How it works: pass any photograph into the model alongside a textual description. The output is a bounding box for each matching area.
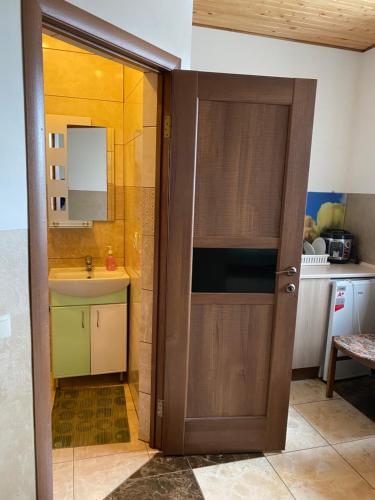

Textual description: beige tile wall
[345,193,375,265]
[124,68,158,441]
[43,34,126,269]
[0,230,36,497]
[124,67,143,413]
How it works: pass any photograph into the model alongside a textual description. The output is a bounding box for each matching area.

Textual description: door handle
[286,283,296,293]
[276,266,297,276]
[97,310,100,328]
[81,310,85,329]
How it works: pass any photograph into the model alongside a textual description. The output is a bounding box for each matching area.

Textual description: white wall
[0,1,36,498]
[191,26,361,193]
[348,47,375,193]
[68,0,193,68]
[0,1,29,230]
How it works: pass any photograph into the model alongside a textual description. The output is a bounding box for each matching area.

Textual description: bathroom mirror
[45,115,115,227]
[67,126,112,221]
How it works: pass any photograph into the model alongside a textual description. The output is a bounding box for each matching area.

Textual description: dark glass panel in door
[192,248,277,293]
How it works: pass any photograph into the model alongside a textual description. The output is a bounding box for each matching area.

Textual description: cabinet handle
[97,310,99,328]
[81,311,85,329]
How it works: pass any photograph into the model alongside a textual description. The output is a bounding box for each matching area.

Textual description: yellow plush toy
[304,202,345,242]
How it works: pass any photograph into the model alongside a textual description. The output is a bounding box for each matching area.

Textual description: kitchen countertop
[300,262,375,279]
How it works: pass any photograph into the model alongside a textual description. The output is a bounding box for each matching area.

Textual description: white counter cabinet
[293,278,331,370]
[293,262,375,371]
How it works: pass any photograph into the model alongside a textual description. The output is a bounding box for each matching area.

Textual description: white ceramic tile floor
[52,378,375,499]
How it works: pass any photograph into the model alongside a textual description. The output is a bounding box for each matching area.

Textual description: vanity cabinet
[292,278,331,370]
[51,306,91,378]
[50,289,127,379]
[91,304,126,375]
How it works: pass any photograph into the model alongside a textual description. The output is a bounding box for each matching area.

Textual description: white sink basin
[48,267,130,297]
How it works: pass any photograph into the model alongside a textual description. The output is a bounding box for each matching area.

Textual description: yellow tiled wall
[124,67,143,414]
[43,34,125,269]
[124,67,158,441]
[44,35,158,443]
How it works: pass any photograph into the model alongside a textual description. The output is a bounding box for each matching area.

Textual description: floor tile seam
[190,469,206,500]
[330,434,375,445]
[186,456,196,470]
[188,460,218,470]
[266,442,332,456]
[72,455,152,499]
[321,432,375,447]
[127,466,196,482]
[72,448,149,464]
[188,454,265,470]
[289,404,330,445]
[291,395,341,407]
[329,443,375,490]
[293,399,375,445]
[291,399,340,405]
[264,454,297,500]
[291,404,334,443]
[72,446,148,462]
[187,456,220,470]
[266,443,375,498]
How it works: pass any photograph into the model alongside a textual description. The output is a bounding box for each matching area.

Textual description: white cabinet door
[91,304,127,374]
[293,279,331,369]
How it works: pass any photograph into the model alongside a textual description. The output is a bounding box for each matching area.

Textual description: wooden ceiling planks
[193,0,375,51]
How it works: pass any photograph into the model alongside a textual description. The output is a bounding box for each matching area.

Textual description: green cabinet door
[51,306,90,378]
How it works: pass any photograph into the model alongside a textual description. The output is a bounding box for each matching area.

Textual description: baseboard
[292,367,320,381]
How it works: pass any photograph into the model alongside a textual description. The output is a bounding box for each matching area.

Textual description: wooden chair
[326,334,375,398]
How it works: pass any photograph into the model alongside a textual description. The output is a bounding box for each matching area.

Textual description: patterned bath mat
[52,386,130,449]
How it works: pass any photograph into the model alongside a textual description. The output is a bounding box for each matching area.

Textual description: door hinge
[157,399,164,418]
[163,115,171,139]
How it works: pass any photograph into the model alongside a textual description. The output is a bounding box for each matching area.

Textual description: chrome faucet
[85,255,93,273]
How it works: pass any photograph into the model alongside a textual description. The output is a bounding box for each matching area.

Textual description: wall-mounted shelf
[49,220,93,229]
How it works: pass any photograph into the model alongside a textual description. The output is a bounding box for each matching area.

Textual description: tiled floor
[53,381,152,500]
[53,378,375,499]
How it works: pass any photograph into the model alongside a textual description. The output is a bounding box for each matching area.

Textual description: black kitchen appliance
[321,229,354,263]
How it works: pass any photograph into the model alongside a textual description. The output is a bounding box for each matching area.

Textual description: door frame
[21,0,179,497]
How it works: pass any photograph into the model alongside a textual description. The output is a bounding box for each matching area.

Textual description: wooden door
[90,304,127,374]
[161,71,316,454]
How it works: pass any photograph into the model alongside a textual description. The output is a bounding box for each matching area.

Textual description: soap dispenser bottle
[106,246,117,271]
